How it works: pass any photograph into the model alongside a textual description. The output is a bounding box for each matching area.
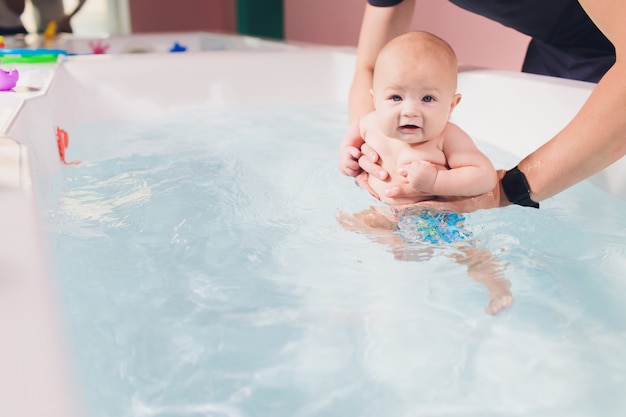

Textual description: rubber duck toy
[0,60,19,91]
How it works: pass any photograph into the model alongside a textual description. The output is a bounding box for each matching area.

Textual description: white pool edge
[0,165,84,416]
[0,55,85,416]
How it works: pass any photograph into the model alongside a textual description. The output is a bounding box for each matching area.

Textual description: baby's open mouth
[400,124,419,129]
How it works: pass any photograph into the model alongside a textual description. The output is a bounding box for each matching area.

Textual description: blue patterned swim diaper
[396,207,471,244]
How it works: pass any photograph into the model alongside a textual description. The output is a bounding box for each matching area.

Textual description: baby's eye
[422,95,435,103]
[390,95,402,102]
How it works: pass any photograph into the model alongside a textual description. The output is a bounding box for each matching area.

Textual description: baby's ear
[449,93,462,113]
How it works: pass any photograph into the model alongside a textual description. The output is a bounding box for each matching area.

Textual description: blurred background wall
[284,1,529,71]
[128,0,236,34]
[47,0,530,71]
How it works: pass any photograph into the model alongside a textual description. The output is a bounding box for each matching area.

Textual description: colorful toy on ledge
[0,41,19,91]
[169,42,187,53]
[43,20,58,47]
[0,38,67,64]
[0,65,19,91]
[88,40,110,54]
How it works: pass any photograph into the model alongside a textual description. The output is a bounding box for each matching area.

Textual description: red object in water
[56,126,80,165]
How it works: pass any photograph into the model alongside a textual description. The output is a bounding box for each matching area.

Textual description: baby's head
[371,31,461,143]
[373,31,459,95]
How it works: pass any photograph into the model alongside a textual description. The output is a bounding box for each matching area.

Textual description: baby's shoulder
[442,121,474,143]
[443,121,470,136]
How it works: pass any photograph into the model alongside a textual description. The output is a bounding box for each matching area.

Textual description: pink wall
[129,0,236,33]
[126,0,529,71]
[284,0,530,71]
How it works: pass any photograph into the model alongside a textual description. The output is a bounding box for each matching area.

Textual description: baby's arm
[407,123,497,197]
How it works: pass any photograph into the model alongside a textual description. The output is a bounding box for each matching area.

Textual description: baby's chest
[394,145,447,168]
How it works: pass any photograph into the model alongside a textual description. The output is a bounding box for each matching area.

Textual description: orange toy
[56,126,80,165]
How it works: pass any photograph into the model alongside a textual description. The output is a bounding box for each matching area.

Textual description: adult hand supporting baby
[358,142,389,181]
[357,142,510,212]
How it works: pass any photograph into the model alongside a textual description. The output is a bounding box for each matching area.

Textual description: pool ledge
[0,137,31,190]
[0,187,83,416]
[0,61,83,417]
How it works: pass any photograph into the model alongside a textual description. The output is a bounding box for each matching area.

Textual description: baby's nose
[401,101,419,117]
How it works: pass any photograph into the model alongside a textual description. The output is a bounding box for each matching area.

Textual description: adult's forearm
[348,71,375,122]
[348,1,416,121]
[520,0,626,201]
[519,60,626,201]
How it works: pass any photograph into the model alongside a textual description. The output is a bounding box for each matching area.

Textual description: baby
[338,31,512,314]
[340,30,496,207]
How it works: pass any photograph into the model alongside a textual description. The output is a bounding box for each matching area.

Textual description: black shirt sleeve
[450,0,614,82]
[367,0,404,6]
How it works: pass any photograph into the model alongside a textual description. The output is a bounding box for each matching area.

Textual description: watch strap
[501,166,540,208]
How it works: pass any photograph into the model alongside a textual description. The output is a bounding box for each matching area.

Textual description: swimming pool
[2,37,625,416]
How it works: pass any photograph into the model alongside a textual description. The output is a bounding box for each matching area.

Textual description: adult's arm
[348,0,416,122]
[516,0,626,202]
[340,0,415,181]
[389,0,626,210]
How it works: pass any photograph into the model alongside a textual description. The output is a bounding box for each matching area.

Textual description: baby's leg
[336,206,406,247]
[452,247,513,315]
[336,206,397,232]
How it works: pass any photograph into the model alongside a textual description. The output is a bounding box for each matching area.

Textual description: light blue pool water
[45,103,626,417]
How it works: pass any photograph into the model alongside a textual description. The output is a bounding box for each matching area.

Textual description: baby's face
[371,53,459,144]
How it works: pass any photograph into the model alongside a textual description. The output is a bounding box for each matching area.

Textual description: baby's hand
[339,144,362,176]
[405,161,438,193]
[339,119,365,177]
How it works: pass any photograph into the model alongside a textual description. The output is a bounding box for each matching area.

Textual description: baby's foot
[485,293,514,315]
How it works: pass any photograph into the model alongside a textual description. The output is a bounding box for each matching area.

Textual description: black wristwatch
[501,166,540,208]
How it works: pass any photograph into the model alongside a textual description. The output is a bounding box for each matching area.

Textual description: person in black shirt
[369,0,613,83]
[340,0,625,212]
